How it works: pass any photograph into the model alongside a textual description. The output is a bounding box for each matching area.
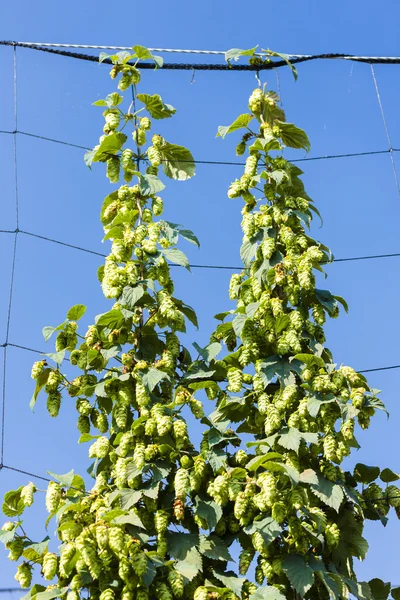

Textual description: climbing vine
[1,45,400,600]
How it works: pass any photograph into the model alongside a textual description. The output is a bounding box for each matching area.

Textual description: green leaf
[23,538,50,562]
[103,225,124,241]
[199,534,232,562]
[212,569,246,596]
[160,142,196,181]
[21,586,46,600]
[244,516,282,545]
[139,173,165,195]
[278,427,318,453]
[282,555,314,597]
[121,285,145,309]
[294,353,325,369]
[2,488,25,517]
[93,132,127,162]
[258,357,303,387]
[334,295,349,313]
[44,350,65,366]
[0,525,17,544]
[67,304,86,320]
[380,468,400,483]
[233,314,248,337]
[354,463,380,484]
[173,299,199,328]
[42,321,66,342]
[47,469,75,487]
[137,93,176,119]
[311,475,344,511]
[299,469,319,485]
[266,49,298,80]
[175,552,203,581]
[192,342,222,363]
[132,45,155,60]
[30,367,51,411]
[167,533,200,561]
[240,237,259,266]
[179,228,200,247]
[31,588,68,600]
[114,511,144,528]
[96,309,125,329]
[217,114,254,139]
[275,121,310,152]
[162,247,190,270]
[207,448,228,473]
[307,395,336,418]
[84,148,96,167]
[195,496,223,530]
[225,46,258,63]
[391,587,400,600]
[140,367,170,392]
[315,289,339,316]
[246,302,260,319]
[368,579,390,600]
[247,453,284,472]
[249,588,286,600]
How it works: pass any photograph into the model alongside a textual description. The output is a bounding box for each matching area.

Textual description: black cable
[1,128,399,166]
[0,463,51,482]
[0,339,398,376]
[2,227,400,270]
[4,41,400,69]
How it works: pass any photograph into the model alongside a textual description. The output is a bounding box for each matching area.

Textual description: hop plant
[3,47,399,600]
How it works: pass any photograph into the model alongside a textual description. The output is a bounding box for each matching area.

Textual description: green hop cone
[194,587,209,600]
[132,551,148,577]
[31,360,45,379]
[46,481,61,514]
[133,128,147,146]
[43,551,58,580]
[227,367,243,392]
[89,436,110,459]
[168,569,185,598]
[20,482,36,507]
[147,146,162,167]
[239,547,255,575]
[155,510,169,535]
[7,537,24,561]
[106,156,120,183]
[47,391,61,417]
[77,415,91,433]
[100,590,115,600]
[156,583,173,600]
[174,468,190,499]
[325,522,340,548]
[15,562,32,588]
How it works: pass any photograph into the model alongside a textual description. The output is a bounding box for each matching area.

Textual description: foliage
[1,45,400,600]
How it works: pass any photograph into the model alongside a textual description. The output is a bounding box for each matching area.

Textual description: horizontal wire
[1,228,400,270]
[0,339,399,375]
[0,463,50,482]
[4,41,400,71]
[1,461,400,507]
[0,129,398,167]
[17,42,228,54]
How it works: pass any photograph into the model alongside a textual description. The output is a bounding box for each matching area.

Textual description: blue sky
[2,0,400,590]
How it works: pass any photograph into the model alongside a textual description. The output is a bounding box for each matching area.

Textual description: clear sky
[1,0,400,590]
